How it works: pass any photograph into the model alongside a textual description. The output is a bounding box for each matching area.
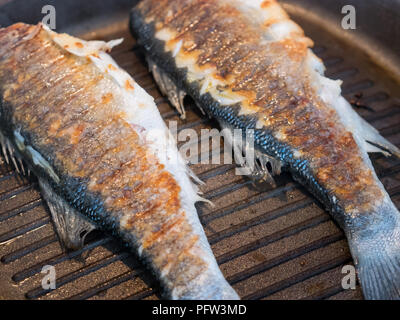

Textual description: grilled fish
[130,0,400,299]
[0,22,240,300]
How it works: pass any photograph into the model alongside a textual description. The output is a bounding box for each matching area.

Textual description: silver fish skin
[130,0,400,299]
[0,22,239,300]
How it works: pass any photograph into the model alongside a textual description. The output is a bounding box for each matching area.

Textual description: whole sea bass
[0,22,239,300]
[130,0,400,299]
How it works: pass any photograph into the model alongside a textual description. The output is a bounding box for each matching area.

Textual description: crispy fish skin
[131,0,400,299]
[0,23,239,300]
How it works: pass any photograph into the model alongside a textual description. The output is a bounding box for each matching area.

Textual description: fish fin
[184,164,215,207]
[349,105,400,158]
[220,124,282,187]
[357,250,400,300]
[194,101,208,118]
[347,199,400,299]
[148,58,187,119]
[312,74,400,159]
[362,131,400,159]
[0,130,28,175]
[364,141,391,157]
[196,195,215,208]
[345,101,400,159]
[39,179,97,251]
[251,149,282,188]
[186,166,205,185]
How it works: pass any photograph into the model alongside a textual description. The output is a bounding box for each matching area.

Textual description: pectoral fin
[148,58,187,119]
[221,124,282,188]
[39,179,97,251]
[0,130,29,176]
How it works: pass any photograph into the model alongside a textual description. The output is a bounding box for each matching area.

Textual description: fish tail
[346,198,400,299]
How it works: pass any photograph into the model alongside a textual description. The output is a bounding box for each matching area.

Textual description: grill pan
[0,0,399,300]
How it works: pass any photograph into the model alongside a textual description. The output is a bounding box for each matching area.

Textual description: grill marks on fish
[0,24,212,294]
[133,0,383,216]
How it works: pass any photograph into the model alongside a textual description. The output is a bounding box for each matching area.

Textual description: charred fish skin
[0,23,239,300]
[130,0,400,299]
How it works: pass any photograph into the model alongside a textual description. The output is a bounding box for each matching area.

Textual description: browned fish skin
[0,23,239,299]
[131,0,400,299]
